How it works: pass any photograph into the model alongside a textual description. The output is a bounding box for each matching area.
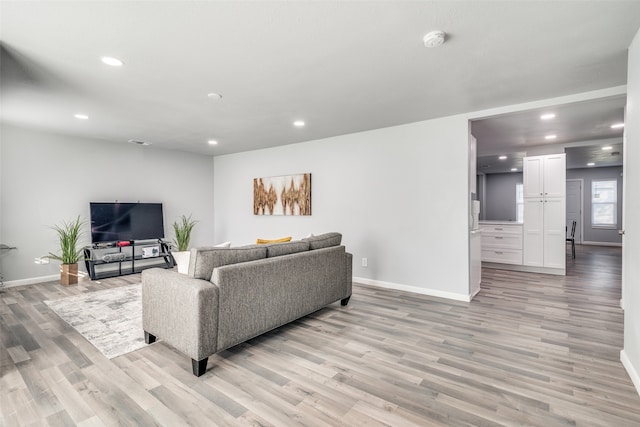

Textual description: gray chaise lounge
[141,232,352,376]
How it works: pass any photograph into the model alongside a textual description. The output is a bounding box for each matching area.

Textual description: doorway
[566,179,583,244]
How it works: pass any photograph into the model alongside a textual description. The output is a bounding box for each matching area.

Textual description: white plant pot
[172,251,190,274]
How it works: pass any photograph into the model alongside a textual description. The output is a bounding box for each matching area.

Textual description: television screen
[90,202,165,243]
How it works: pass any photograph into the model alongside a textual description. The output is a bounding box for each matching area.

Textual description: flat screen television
[90,202,165,243]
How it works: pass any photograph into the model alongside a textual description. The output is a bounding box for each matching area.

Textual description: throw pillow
[256,236,292,244]
[215,241,231,248]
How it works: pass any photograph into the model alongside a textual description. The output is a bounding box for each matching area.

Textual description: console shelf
[84,240,174,280]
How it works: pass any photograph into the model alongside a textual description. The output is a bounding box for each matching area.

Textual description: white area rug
[45,284,148,359]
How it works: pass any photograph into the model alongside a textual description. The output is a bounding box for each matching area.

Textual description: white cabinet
[523,198,544,266]
[523,154,566,198]
[523,154,566,272]
[480,222,523,265]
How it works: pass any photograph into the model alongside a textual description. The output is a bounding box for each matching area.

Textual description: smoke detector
[423,30,446,48]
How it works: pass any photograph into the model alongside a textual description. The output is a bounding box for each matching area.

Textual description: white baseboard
[482,262,565,276]
[621,349,640,397]
[582,241,622,247]
[2,274,60,288]
[353,276,471,302]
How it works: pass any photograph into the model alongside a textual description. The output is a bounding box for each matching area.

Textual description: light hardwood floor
[1,245,639,426]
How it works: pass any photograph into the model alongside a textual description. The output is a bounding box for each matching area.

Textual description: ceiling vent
[128,139,152,146]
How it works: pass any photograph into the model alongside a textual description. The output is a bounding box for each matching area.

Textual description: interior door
[566,179,582,243]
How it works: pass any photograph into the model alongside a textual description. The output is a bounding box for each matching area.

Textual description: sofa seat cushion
[302,232,342,249]
[188,246,267,281]
[265,240,310,258]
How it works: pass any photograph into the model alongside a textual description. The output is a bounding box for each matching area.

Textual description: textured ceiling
[473,95,625,173]
[1,1,639,156]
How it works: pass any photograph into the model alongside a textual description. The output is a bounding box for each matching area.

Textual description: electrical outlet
[34,257,50,265]
[361,257,368,267]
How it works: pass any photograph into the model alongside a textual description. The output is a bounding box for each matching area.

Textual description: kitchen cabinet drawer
[482,248,523,265]
[480,224,522,235]
[482,233,522,250]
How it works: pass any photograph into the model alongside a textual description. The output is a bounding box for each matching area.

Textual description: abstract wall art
[253,173,311,216]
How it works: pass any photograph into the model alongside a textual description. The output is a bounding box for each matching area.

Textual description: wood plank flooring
[1,245,639,426]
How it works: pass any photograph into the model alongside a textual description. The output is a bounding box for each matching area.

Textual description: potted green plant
[172,214,198,274]
[48,216,85,286]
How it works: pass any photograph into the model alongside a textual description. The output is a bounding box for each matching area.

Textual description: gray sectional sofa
[141,232,352,376]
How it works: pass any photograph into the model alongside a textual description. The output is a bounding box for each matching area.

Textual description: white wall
[622,27,640,396]
[0,124,215,285]
[214,115,472,300]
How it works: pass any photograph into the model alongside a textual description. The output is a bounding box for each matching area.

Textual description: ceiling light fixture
[498,155,507,160]
[208,140,218,145]
[293,120,305,127]
[511,168,518,172]
[207,93,223,100]
[423,30,446,48]
[540,113,556,120]
[101,56,123,67]
[545,134,557,140]
[611,123,625,129]
[602,146,613,151]
[74,113,89,119]
[587,162,595,166]
[128,139,151,146]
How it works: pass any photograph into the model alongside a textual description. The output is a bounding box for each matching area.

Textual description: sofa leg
[341,296,351,306]
[192,358,208,377]
[144,331,156,344]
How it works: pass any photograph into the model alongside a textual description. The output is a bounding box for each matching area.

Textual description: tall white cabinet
[523,154,566,273]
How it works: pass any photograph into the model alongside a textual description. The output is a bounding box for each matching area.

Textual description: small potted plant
[48,216,85,286]
[172,214,198,274]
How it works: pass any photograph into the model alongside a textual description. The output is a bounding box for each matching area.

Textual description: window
[516,183,524,222]
[591,180,617,227]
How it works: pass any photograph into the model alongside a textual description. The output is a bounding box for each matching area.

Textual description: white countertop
[479,220,523,226]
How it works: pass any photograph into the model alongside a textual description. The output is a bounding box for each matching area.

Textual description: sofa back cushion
[302,232,342,250]
[265,240,310,258]
[188,246,267,281]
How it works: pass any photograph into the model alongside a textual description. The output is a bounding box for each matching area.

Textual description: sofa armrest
[141,268,219,361]
[345,252,353,297]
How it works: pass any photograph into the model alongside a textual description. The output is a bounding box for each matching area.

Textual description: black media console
[84,239,174,280]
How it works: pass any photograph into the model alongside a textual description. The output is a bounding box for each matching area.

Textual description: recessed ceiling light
[602,146,613,151]
[511,168,518,172]
[74,113,89,120]
[587,162,595,166]
[101,56,123,67]
[207,93,223,100]
[208,140,218,145]
[611,123,625,129]
[498,155,507,160]
[293,120,305,127]
[540,113,555,120]
[545,134,557,140]
[128,139,151,146]
[423,30,446,48]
